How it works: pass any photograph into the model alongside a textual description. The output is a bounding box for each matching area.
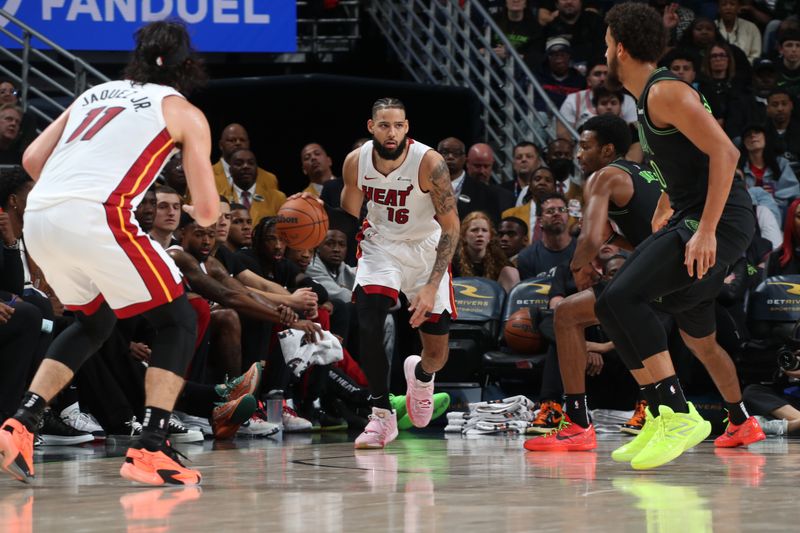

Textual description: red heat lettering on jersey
[362,184,413,207]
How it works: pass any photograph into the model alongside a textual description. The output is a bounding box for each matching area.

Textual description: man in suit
[213,123,279,197]
[221,149,286,225]
[437,137,500,224]
[500,141,542,205]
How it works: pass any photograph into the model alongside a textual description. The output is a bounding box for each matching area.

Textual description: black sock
[414,362,434,383]
[138,406,171,451]
[564,394,590,428]
[639,384,659,414]
[12,392,47,433]
[368,395,392,411]
[725,400,749,425]
[654,375,688,414]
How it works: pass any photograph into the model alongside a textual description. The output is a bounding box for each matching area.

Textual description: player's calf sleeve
[45,303,117,373]
[354,286,394,404]
[142,295,197,377]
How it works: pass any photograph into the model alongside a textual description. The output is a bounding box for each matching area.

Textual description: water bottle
[267,399,284,430]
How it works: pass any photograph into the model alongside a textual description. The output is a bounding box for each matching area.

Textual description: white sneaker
[60,402,106,440]
[282,405,312,432]
[168,413,204,443]
[238,411,281,437]
[175,412,213,437]
[754,415,789,436]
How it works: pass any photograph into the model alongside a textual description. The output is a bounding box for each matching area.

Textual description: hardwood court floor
[1,432,799,532]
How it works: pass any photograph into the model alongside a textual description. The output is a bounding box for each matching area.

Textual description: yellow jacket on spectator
[213,161,285,225]
[212,160,279,193]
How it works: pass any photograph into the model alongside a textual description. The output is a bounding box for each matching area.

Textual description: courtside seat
[742,275,800,382]
[437,277,505,382]
[482,276,553,381]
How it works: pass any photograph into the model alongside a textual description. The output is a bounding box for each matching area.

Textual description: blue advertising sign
[0,0,296,52]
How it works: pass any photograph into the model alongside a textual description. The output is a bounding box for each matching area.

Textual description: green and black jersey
[636,68,752,219]
[605,159,662,247]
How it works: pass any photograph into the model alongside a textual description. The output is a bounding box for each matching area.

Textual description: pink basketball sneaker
[404,355,435,428]
[354,408,398,449]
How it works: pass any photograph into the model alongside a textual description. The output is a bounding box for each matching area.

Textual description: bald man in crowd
[213,123,279,196]
[439,137,501,224]
[466,143,515,214]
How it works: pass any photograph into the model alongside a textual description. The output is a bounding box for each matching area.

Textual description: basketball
[504,308,544,354]
[276,197,329,249]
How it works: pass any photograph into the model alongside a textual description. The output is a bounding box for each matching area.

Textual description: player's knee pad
[46,303,117,372]
[142,295,197,376]
[419,310,451,336]
[354,286,393,334]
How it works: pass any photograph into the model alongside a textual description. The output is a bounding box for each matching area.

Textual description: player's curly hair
[580,114,632,158]
[124,20,207,96]
[0,166,32,210]
[456,211,511,281]
[606,3,666,63]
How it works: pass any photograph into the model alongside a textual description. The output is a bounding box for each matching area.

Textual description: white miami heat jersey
[27,80,182,212]
[357,139,440,241]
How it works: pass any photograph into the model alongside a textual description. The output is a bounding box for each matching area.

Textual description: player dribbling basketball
[341,98,460,449]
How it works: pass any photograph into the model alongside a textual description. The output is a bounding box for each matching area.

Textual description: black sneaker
[317,410,347,432]
[38,409,94,446]
[168,414,204,443]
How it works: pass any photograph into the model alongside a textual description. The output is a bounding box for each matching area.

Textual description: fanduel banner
[0,0,296,52]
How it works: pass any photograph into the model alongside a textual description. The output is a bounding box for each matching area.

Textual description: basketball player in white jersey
[0,21,218,486]
[342,98,460,449]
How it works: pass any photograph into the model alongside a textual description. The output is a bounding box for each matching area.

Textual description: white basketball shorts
[354,224,456,321]
[24,199,184,318]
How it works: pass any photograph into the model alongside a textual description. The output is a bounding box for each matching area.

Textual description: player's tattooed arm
[425,155,460,288]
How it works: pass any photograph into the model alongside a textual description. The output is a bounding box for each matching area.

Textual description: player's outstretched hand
[286,192,324,205]
[409,284,436,328]
[293,319,323,344]
[571,263,599,291]
[684,230,716,279]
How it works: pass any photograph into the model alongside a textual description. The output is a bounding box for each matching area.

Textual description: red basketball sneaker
[714,416,766,448]
[120,443,201,486]
[523,417,597,452]
[0,419,35,483]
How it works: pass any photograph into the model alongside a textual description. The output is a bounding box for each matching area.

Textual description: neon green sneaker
[630,402,711,470]
[611,406,658,463]
[396,393,450,430]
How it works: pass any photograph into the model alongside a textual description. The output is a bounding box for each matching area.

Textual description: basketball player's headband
[155,42,191,68]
